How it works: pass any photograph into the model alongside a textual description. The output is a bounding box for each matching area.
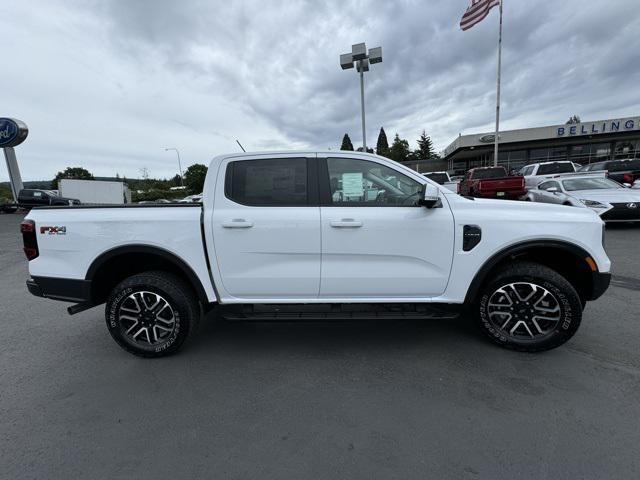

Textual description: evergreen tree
[388,133,411,163]
[340,134,354,151]
[376,127,390,157]
[415,130,437,161]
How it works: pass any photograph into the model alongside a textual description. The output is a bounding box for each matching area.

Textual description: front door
[318,155,455,299]
[211,154,321,300]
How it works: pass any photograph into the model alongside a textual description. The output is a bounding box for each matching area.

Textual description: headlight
[579,199,607,208]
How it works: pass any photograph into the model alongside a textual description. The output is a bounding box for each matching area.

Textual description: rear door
[318,155,454,299]
[211,154,321,300]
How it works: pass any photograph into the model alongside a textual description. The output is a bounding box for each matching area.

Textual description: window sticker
[342,172,364,198]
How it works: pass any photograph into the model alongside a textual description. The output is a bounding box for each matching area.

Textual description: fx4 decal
[40,226,67,235]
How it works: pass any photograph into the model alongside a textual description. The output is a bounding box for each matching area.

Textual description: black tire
[105,271,200,358]
[476,261,582,352]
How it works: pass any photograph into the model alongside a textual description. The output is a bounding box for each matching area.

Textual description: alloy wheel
[117,291,176,346]
[486,282,561,339]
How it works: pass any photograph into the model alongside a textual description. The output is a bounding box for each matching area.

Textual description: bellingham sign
[557,118,639,137]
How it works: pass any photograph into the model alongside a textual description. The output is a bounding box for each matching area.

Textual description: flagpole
[493,0,503,167]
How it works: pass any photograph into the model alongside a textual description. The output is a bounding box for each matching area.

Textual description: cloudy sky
[2,0,640,181]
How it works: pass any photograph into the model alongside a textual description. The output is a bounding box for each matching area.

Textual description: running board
[219,303,461,321]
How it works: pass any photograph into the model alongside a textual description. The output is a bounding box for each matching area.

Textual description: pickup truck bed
[26,203,215,304]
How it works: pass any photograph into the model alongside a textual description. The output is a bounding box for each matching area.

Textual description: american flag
[460,0,500,31]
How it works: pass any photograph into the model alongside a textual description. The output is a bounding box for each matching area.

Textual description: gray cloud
[2,0,640,181]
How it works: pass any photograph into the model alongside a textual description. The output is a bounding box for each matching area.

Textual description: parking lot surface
[1,212,639,479]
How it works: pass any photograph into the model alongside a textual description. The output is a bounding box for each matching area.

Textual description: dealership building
[443,116,640,174]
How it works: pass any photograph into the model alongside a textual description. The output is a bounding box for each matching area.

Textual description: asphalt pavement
[1,212,639,479]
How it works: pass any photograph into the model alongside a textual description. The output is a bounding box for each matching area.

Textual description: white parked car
[519,161,577,190]
[525,174,640,222]
[22,151,610,357]
[422,171,459,192]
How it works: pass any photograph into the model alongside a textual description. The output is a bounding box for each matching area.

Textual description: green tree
[340,134,354,151]
[388,133,411,163]
[169,174,182,187]
[376,127,390,157]
[51,167,94,189]
[0,184,13,202]
[414,130,438,161]
[184,164,208,194]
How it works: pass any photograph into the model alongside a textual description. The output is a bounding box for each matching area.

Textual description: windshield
[537,162,574,175]
[472,167,507,179]
[606,160,640,172]
[562,178,622,191]
[424,173,449,184]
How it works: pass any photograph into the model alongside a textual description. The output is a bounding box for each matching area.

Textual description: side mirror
[418,183,441,208]
[547,187,559,193]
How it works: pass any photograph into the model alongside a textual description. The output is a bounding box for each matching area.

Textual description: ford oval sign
[0,118,28,148]
[478,134,499,143]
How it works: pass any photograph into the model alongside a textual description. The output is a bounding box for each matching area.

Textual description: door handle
[222,219,254,228]
[330,219,363,228]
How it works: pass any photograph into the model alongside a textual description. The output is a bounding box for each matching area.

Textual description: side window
[325,157,422,206]
[539,181,560,191]
[522,166,533,176]
[226,157,308,206]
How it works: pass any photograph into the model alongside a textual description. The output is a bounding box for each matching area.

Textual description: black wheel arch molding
[85,244,210,306]
[27,244,212,310]
[464,239,610,305]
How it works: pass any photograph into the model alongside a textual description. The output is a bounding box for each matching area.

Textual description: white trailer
[59,179,131,204]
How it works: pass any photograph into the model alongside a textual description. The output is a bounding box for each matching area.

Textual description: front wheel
[105,271,200,357]
[476,262,582,352]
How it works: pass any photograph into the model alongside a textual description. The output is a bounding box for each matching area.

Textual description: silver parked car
[525,174,640,223]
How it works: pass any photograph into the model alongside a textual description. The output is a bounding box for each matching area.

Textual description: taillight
[21,219,39,260]
[623,173,634,184]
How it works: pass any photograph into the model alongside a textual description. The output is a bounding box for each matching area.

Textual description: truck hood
[450,194,602,222]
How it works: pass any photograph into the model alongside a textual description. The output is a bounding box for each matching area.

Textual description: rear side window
[424,173,448,184]
[226,158,308,206]
[537,162,574,175]
[539,181,560,191]
[472,167,507,179]
[607,160,640,172]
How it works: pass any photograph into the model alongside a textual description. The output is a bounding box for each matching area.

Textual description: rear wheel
[105,271,200,357]
[476,262,582,352]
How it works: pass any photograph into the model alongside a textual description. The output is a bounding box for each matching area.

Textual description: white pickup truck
[519,161,578,190]
[22,151,611,357]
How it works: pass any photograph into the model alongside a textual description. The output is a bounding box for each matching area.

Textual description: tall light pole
[164,148,184,186]
[340,43,382,151]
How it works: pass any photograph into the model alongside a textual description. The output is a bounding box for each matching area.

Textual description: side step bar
[219,303,461,321]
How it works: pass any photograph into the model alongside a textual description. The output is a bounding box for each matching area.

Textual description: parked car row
[422,158,640,223]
